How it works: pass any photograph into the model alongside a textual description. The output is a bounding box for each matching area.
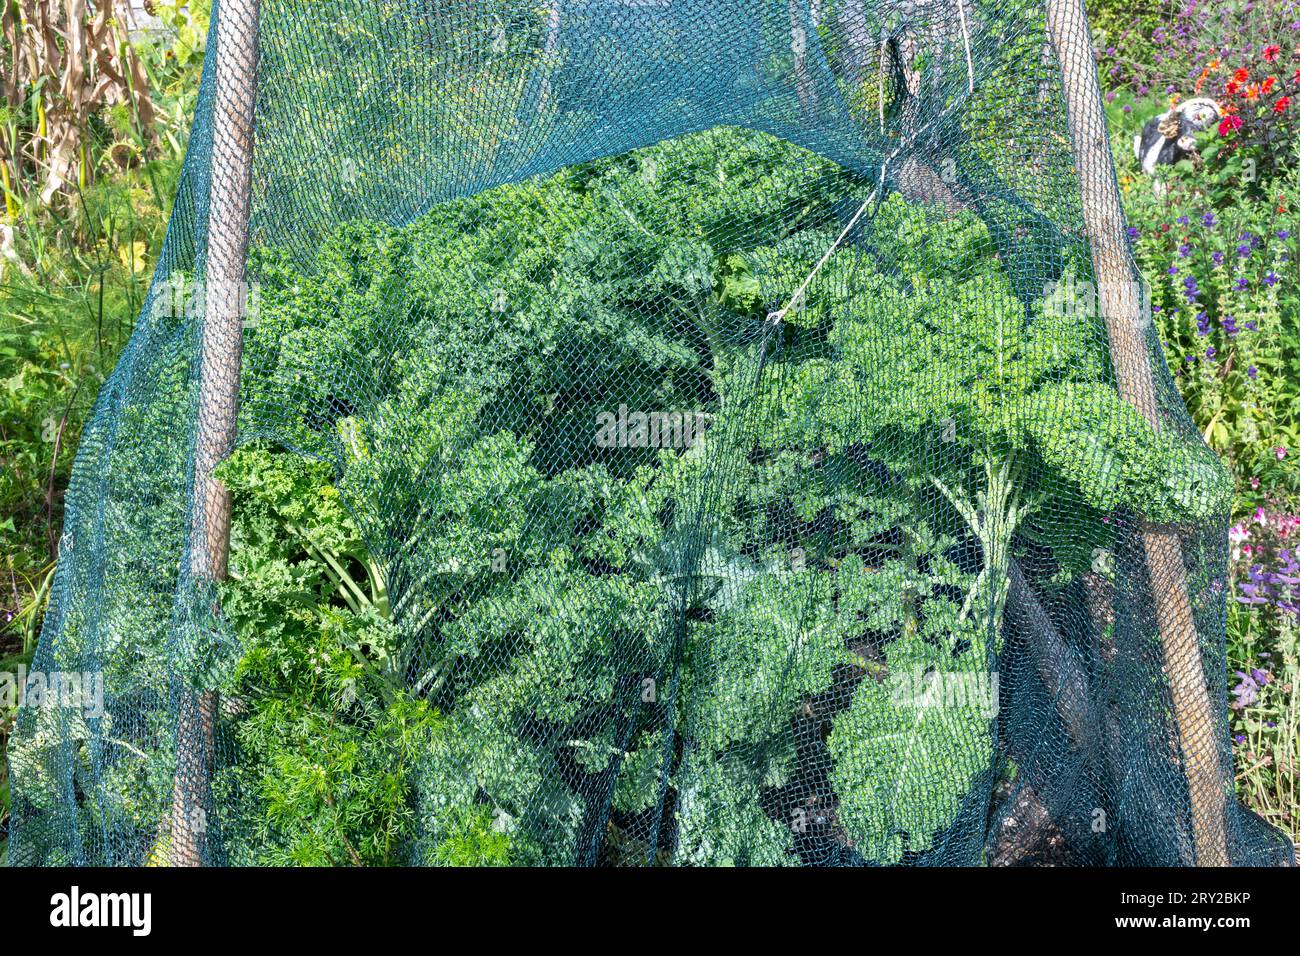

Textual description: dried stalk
[0,0,158,206]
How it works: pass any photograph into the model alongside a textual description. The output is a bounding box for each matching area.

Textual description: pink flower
[1250,477,1261,489]
[1230,524,1251,560]
[1277,446,1289,460]
[1219,114,1244,135]
[1254,507,1268,525]
[1264,45,1281,62]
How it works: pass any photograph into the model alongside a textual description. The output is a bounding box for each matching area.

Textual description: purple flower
[1234,734,1247,744]
[1236,277,1250,290]
[1206,346,1217,358]
[1248,365,1258,378]
[1212,251,1225,265]
[1177,216,1190,226]
[1277,229,1290,239]
[1232,671,1261,706]
[1168,265,1180,275]
[1237,244,1252,258]
[1222,316,1238,335]
[1245,319,1258,331]
[1238,585,1269,606]
[1126,226,1140,239]
[1264,271,1279,286]
[1203,212,1217,227]
[1179,244,1192,257]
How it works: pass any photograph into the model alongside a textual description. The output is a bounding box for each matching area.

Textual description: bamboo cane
[168,0,260,867]
[1044,0,1229,865]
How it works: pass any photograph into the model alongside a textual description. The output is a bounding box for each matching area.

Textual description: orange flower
[1234,67,1250,83]
[1245,84,1261,100]
[1263,76,1277,93]
[1196,60,1221,94]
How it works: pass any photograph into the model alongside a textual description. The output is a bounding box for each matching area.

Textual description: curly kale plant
[21,125,1228,865]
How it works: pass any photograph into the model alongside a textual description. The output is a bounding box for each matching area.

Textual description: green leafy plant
[11,123,1247,865]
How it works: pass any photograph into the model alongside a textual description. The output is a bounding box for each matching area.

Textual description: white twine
[878,39,888,134]
[766,89,972,328]
[956,0,975,94]
[767,147,898,326]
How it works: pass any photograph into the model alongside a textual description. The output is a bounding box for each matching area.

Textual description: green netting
[7,0,1296,866]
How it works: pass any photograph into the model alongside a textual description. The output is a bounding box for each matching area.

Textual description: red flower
[1219,114,1244,135]
[1234,67,1250,83]
[1264,45,1281,62]
[1262,76,1277,94]
[1276,96,1292,114]
[1226,81,1240,95]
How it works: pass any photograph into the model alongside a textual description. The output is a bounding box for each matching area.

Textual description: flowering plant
[1122,188,1300,502]
[1195,41,1300,186]
[1225,497,1299,821]
[1097,0,1300,98]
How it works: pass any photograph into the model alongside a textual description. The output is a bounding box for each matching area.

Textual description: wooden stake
[1045,0,1228,865]
[169,0,260,867]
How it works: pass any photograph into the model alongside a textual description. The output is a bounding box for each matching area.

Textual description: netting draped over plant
[8,0,1296,866]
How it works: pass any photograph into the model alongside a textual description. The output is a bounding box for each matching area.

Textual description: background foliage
[1,0,206,860]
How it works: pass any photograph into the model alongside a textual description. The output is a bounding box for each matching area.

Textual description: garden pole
[1045,0,1229,865]
[169,0,260,866]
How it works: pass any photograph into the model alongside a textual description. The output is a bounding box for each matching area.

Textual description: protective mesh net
[8,0,1297,867]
